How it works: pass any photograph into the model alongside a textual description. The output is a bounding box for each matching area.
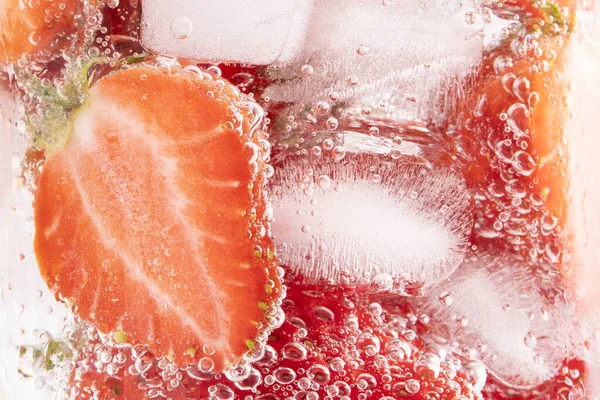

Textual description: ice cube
[265,0,484,124]
[420,257,574,388]
[0,87,13,198]
[141,0,314,64]
[270,133,472,288]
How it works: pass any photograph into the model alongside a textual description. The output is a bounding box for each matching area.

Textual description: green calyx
[536,1,575,35]
[21,57,100,155]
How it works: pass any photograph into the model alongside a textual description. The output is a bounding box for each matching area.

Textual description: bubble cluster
[63,280,489,399]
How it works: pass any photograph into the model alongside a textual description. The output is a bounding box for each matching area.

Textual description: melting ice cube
[421,257,575,388]
[265,0,484,124]
[270,133,472,289]
[141,0,314,64]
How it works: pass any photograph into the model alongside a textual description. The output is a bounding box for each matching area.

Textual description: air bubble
[372,273,393,290]
[316,101,330,115]
[385,338,412,362]
[512,150,537,176]
[404,330,416,341]
[313,306,335,321]
[317,175,331,190]
[328,91,340,102]
[368,303,383,316]
[198,357,215,373]
[325,117,339,130]
[224,362,252,382]
[415,351,441,379]
[368,127,380,136]
[356,332,381,356]
[135,355,152,373]
[439,291,454,306]
[105,363,119,376]
[29,32,41,45]
[301,64,314,77]
[171,17,193,39]
[244,142,260,164]
[356,373,377,390]
[524,332,537,348]
[214,384,234,400]
[282,342,308,361]
[465,12,476,25]
[322,139,334,150]
[203,343,216,356]
[274,367,297,384]
[307,365,330,385]
[207,65,222,79]
[334,381,351,396]
[332,146,346,161]
[356,44,370,56]
[405,378,420,394]
[463,360,487,392]
[328,357,345,372]
[235,368,262,390]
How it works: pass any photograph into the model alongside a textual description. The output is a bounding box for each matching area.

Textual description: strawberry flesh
[34,67,281,371]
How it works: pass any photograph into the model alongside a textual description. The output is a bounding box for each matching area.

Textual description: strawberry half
[0,0,80,64]
[33,65,282,371]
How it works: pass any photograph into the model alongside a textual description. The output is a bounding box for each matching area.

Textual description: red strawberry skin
[34,67,281,371]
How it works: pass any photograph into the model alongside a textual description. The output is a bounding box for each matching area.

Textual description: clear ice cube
[421,256,575,388]
[141,0,314,64]
[270,132,472,289]
[265,0,484,124]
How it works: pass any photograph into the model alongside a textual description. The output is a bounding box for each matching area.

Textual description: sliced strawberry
[34,66,281,371]
[456,4,600,300]
[451,19,578,282]
[0,0,79,64]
